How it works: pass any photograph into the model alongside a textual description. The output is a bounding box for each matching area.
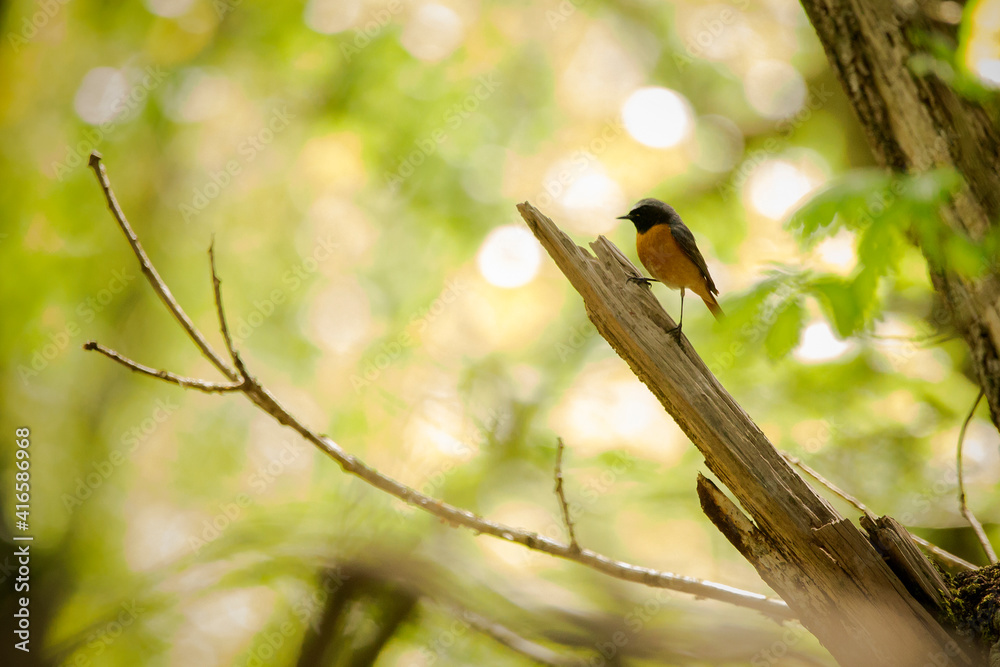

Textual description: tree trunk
[799,0,1000,431]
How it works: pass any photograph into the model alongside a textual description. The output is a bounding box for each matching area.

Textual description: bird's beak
[616,214,630,220]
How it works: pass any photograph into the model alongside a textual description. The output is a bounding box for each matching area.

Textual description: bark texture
[799,0,1000,429]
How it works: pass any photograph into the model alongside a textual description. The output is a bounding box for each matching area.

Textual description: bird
[617,198,723,339]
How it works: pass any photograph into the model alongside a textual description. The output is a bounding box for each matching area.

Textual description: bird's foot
[627,275,657,287]
[666,325,683,342]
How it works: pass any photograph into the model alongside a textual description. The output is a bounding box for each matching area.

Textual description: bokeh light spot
[815,229,856,273]
[964,1,1000,88]
[476,225,542,289]
[144,0,196,19]
[400,4,463,62]
[793,321,852,363]
[691,114,744,173]
[73,67,129,125]
[621,87,693,148]
[743,60,806,119]
[746,159,820,220]
[304,0,361,34]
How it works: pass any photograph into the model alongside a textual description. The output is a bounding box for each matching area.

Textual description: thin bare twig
[82,341,243,393]
[86,156,794,621]
[785,453,976,571]
[432,601,585,667]
[87,152,238,382]
[554,437,579,554]
[861,332,954,346]
[208,241,242,370]
[957,389,997,564]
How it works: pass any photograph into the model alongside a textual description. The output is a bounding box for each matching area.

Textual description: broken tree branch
[516,201,978,666]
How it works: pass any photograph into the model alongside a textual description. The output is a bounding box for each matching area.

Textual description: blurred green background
[3,0,999,665]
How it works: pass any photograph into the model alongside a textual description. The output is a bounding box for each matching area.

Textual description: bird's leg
[666,288,685,341]
[626,274,658,287]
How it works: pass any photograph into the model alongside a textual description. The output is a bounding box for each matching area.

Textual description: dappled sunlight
[165,69,239,123]
[964,0,1000,87]
[170,587,277,666]
[745,157,823,221]
[549,359,687,463]
[545,157,626,235]
[689,114,744,173]
[476,225,542,288]
[400,4,464,63]
[303,0,361,34]
[73,67,130,125]
[793,321,854,363]
[559,23,648,117]
[813,229,856,273]
[622,87,694,149]
[12,0,1000,663]
[743,59,806,119]
[124,502,202,572]
[308,279,373,354]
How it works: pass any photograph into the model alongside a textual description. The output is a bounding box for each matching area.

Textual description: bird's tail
[703,295,724,321]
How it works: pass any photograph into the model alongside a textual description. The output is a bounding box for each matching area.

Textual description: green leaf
[764,298,805,360]
[945,235,988,277]
[808,276,861,337]
[721,266,808,334]
[787,170,892,246]
[787,168,962,250]
[898,168,963,206]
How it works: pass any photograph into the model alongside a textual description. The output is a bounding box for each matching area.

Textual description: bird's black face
[617,198,679,234]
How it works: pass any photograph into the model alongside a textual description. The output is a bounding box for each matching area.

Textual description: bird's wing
[670,222,718,295]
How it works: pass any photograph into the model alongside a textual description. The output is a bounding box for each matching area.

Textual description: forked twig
[554,437,579,554]
[956,389,997,564]
[82,341,243,393]
[431,601,584,667]
[87,152,237,382]
[82,152,793,620]
[208,241,242,370]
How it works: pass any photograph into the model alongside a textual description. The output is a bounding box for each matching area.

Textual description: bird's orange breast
[636,224,712,301]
